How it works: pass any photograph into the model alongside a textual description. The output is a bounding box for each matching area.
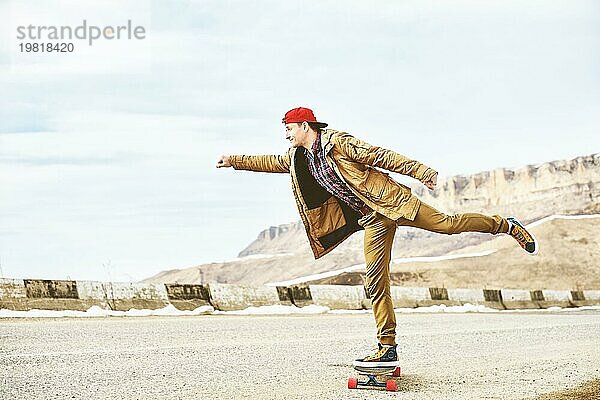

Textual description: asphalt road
[1,311,600,399]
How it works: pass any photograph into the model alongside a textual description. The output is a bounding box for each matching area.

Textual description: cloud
[1,0,599,281]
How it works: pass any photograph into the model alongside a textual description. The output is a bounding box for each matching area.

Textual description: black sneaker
[507,217,538,255]
[353,344,399,368]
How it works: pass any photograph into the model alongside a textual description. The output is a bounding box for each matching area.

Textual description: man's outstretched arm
[336,133,438,190]
[216,151,291,173]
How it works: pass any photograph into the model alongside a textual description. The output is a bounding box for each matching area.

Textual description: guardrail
[1,278,598,312]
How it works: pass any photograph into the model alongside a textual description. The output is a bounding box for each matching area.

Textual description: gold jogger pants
[358,202,509,345]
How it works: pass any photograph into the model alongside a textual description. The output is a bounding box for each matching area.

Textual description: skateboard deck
[347,365,401,391]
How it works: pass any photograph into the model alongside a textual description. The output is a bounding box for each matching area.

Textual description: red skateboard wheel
[392,367,401,377]
[348,377,358,389]
[386,379,397,392]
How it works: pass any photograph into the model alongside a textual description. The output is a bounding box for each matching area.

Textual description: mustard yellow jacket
[230,129,438,259]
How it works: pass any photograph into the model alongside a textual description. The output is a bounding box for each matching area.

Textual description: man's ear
[301,121,309,132]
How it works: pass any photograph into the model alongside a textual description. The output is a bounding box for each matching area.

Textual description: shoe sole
[352,360,400,368]
[353,365,398,375]
[508,217,539,255]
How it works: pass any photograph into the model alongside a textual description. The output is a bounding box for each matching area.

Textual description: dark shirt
[304,133,366,213]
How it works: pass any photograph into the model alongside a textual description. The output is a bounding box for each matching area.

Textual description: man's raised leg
[396,202,538,254]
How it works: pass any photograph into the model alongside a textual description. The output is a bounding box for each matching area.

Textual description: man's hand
[424,173,437,191]
[216,155,232,168]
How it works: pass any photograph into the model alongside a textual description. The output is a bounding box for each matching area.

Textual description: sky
[0,0,599,282]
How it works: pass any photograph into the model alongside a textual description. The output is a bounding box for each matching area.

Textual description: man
[216,107,538,368]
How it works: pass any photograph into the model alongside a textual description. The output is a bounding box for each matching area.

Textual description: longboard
[347,366,401,391]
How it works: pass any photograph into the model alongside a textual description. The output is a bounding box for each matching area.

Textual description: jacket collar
[320,129,335,155]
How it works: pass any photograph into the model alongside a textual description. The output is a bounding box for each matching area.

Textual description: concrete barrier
[0,278,28,311]
[570,291,586,307]
[415,287,461,307]
[75,280,112,310]
[3,276,600,313]
[103,282,169,311]
[308,285,365,310]
[584,290,600,302]
[289,285,313,307]
[482,289,506,310]
[24,279,78,298]
[275,286,293,306]
[208,283,281,311]
[538,290,573,308]
[500,289,541,309]
[447,288,505,310]
[164,283,212,310]
[76,280,107,300]
[389,287,426,308]
[575,290,600,307]
[22,279,93,311]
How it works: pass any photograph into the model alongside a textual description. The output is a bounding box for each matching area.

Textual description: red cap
[282,107,328,128]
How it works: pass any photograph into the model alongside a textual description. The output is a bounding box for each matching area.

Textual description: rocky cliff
[413,153,599,222]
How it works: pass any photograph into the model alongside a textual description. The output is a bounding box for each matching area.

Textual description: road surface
[1,310,599,399]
